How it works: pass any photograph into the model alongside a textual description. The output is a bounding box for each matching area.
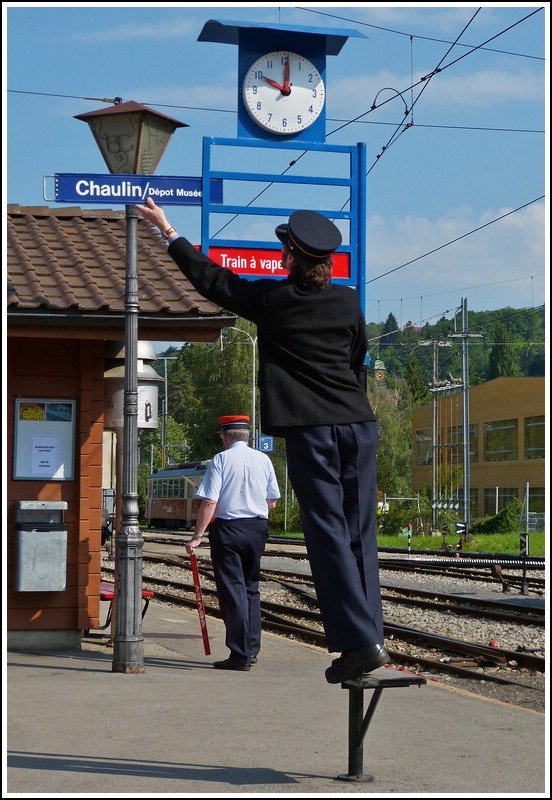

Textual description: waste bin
[14,501,68,591]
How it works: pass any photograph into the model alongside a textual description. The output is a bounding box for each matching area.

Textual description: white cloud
[72,19,200,41]
[365,200,545,323]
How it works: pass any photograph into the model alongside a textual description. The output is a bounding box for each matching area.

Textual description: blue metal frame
[200,136,367,312]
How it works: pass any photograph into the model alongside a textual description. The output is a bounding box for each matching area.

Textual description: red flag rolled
[189,551,211,656]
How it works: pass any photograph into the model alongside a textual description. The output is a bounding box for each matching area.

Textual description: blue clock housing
[198,19,367,144]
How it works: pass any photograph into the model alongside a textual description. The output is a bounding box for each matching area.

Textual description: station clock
[241,51,325,136]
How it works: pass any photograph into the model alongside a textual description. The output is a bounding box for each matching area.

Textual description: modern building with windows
[411,377,545,524]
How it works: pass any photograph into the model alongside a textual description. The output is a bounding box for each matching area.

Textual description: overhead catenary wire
[6,8,544,322]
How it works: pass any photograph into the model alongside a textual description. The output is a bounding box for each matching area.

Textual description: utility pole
[449,298,483,535]
[418,339,457,531]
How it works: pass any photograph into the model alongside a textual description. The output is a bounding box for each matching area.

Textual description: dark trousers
[209,517,268,661]
[284,421,384,653]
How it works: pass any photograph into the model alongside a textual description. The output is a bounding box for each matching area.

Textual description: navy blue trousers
[209,517,268,661]
[284,421,384,653]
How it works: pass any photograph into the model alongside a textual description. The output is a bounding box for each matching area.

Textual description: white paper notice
[31,436,61,478]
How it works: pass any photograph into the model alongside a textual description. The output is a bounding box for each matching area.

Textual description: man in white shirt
[186,415,280,671]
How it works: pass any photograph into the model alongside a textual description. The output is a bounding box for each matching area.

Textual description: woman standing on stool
[137,198,390,684]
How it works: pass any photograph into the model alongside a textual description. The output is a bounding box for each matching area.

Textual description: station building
[6,204,236,650]
[7,205,545,649]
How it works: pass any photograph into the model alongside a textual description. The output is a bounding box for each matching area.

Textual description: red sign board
[207,247,351,280]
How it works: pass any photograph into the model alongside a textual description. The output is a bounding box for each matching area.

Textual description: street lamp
[75,100,187,673]
[233,328,257,447]
[154,356,178,468]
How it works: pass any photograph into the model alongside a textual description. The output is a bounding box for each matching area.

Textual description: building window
[484,419,518,461]
[484,487,518,516]
[524,415,544,460]
[527,487,545,513]
[415,428,432,465]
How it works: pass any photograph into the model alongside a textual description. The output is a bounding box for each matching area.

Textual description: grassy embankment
[276,530,545,557]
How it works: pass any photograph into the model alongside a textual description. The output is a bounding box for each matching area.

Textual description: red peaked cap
[219,414,250,431]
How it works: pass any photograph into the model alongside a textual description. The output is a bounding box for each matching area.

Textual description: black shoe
[250,656,258,665]
[325,644,390,684]
[213,658,250,671]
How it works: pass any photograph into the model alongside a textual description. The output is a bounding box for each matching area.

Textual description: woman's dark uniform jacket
[166,237,376,435]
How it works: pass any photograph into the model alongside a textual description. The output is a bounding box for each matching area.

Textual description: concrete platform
[4,599,547,796]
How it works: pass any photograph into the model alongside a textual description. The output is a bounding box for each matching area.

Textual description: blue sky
[4,3,547,353]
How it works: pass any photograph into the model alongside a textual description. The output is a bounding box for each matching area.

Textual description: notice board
[14,398,76,480]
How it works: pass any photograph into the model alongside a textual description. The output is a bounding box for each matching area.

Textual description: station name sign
[48,174,223,206]
[208,246,351,280]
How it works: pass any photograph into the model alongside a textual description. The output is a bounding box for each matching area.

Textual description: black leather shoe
[325,644,390,684]
[250,656,258,665]
[213,658,250,671]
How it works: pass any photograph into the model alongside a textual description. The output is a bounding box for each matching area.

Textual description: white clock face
[242,51,325,135]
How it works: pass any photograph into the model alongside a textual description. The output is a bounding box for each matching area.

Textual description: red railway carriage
[146,461,210,530]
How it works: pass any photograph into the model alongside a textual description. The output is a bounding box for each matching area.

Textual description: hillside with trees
[366,305,545,388]
[138,305,545,529]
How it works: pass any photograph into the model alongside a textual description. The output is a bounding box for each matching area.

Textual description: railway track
[256,565,545,627]
[143,530,545,593]
[101,550,545,705]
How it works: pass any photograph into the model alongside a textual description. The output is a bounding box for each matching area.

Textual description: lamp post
[233,328,258,447]
[154,356,177,468]
[75,100,186,672]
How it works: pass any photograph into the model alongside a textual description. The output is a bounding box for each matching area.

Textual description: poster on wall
[14,399,76,480]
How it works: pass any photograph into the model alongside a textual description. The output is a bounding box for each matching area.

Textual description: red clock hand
[282,57,291,95]
[264,76,284,91]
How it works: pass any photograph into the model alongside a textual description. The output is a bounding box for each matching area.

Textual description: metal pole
[431,342,438,531]
[154,356,176,469]
[449,306,481,529]
[161,398,166,468]
[520,481,529,595]
[419,339,453,531]
[252,336,257,448]
[164,359,169,418]
[113,205,144,673]
[461,298,471,536]
[284,459,288,531]
[235,329,257,447]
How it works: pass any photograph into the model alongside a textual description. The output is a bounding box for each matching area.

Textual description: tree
[166,324,257,459]
[165,346,200,425]
[404,355,431,406]
[487,322,520,379]
[368,378,413,498]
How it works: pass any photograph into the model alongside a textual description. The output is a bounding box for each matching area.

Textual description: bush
[378,504,418,536]
[471,498,523,534]
[269,497,303,533]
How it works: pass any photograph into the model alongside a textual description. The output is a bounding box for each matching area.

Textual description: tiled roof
[6,204,230,320]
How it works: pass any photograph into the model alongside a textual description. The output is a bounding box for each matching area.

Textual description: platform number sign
[258,436,274,452]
